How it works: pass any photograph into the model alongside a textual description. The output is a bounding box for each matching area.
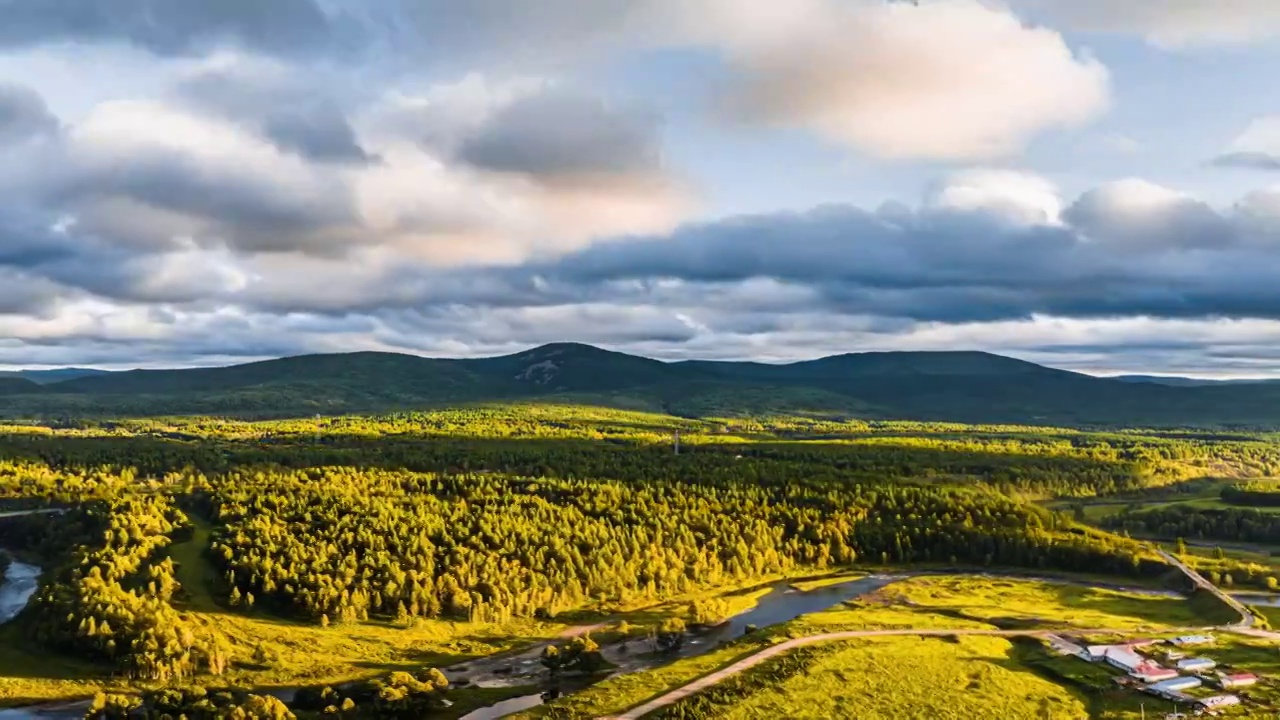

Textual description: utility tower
[674,430,680,455]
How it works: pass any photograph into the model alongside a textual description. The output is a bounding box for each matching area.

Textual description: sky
[5,2,1280,376]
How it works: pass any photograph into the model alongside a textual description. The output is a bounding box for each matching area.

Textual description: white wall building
[1169,634,1214,647]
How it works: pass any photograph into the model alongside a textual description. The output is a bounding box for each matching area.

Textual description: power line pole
[674,430,680,455]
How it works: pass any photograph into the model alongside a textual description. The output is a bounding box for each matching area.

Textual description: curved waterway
[0,553,39,625]
[0,566,1182,720]
[0,559,80,720]
[0,510,77,720]
[457,574,900,720]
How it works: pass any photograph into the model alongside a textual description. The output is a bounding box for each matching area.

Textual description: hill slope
[1112,375,1270,387]
[0,368,111,385]
[3,345,1280,427]
[0,377,43,395]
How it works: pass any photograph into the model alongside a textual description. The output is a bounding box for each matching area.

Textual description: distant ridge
[1111,375,1271,387]
[0,368,112,385]
[5,344,1280,427]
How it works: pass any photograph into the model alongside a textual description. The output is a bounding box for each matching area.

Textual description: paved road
[601,626,1143,720]
[1155,548,1254,627]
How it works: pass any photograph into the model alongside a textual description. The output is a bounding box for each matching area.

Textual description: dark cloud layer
[499,185,1280,324]
[262,103,376,165]
[62,151,356,254]
[0,82,57,143]
[459,91,663,181]
[0,0,341,57]
[1212,151,1280,171]
[173,64,375,164]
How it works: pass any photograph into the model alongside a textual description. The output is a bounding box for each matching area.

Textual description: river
[0,511,80,720]
[455,574,899,720]
[1232,592,1280,607]
[3,567,1169,720]
[0,508,54,626]
[0,560,81,720]
[0,554,38,626]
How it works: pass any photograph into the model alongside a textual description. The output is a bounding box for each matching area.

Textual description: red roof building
[1218,672,1258,689]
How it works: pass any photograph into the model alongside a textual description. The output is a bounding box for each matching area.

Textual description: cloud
[1212,116,1280,171]
[458,90,663,183]
[1214,152,1280,171]
[261,103,376,165]
[506,175,1280,325]
[308,1,1110,162]
[0,78,690,268]
[0,83,58,144]
[1017,0,1280,47]
[926,169,1063,225]
[63,100,358,254]
[0,269,67,315]
[0,0,342,58]
[1095,132,1143,155]
[1062,179,1234,249]
[0,0,1273,376]
[171,57,376,164]
[711,0,1109,160]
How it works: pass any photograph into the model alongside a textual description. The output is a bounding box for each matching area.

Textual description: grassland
[659,635,1095,720]
[0,605,564,706]
[516,641,774,719]
[1054,476,1280,524]
[516,575,1233,719]
[833,576,1214,631]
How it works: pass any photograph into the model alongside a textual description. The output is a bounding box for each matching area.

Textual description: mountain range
[2,343,1279,427]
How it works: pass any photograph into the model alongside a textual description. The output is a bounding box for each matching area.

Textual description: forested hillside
[0,406,1275,717]
[6,343,1280,427]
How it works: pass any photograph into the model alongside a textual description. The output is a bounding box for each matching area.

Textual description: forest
[1105,504,1280,546]
[0,405,1275,717]
[1221,480,1280,507]
[8,342,1280,427]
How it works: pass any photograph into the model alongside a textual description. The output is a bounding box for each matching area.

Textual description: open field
[518,574,1242,719]
[804,575,1227,632]
[0,606,564,706]
[650,636,1095,720]
[515,641,775,719]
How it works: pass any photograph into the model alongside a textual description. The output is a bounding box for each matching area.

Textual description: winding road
[601,626,1151,720]
[600,551,1277,719]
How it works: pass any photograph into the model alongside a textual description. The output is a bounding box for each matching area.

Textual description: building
[1148,676,1203,694]
[1045,634,1088,660]
[1126,638,1161,648]
[1102,646,1146,673]
[1198,694,1241,710]
[1176,657,1216,672]
[1217,672,1258,689]
[1085,644,1112,661]
[1131,663,1179,684]
[1169,634,1215,647]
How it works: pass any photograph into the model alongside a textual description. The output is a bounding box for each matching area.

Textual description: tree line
[24,497,231,681]
[200,466,1163,626]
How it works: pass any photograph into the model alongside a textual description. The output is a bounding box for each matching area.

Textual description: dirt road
[601,626,1140,720]
[604,551,1279,719]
